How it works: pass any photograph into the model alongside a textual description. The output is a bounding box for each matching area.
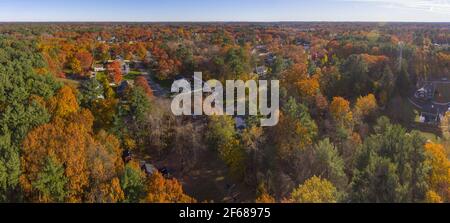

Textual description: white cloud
[342,0,450,14]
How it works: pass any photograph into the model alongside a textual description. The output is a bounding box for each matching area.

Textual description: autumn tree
[107,61,123,84]
[256,185,276,203]
[354,94,378,122]
[424,142,450,202]
[68,56,82,75]
[0,37,60,202]
[145,172,195,203]
[75,49,94,76]
[289,176,338,203]
[440,111,450,140]
[21,110,93,202]
[275,97,318,158]
[21,86,124,203]
[134,76,154,97]
[47,85,80,118]
[329,97,353,129]
[296,76,320,101]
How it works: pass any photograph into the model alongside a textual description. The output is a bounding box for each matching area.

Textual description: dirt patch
[141,148,255,203]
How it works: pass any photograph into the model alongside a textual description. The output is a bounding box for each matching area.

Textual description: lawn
[419,131,441,142]
[123,70,143,80]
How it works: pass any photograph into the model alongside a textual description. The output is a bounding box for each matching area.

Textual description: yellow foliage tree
[290,176,338,203]
[441,111,450,140]
[48,85,80,118]
[297,77,320,99]
[355,94,378,119]
[425,190,444,203]
[330,97,353,127]
[424,142,450,202]
[256,191,276,203]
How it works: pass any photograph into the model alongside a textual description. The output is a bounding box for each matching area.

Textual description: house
[414,83,435,100]
[117,80,134,96]
[235,116,247,131]
[296,39,311,49]
[93,64,105,72]
[255,66,268,77]
[419,112,440,124]
[265,53,276,65]
[106,58,130,75]
[140,161,157,176]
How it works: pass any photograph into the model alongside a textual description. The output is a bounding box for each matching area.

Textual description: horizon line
[0,20,449,23]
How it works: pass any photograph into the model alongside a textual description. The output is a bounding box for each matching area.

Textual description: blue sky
[0,0,448,22]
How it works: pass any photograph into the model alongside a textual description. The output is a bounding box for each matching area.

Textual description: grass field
[124,70,143,80]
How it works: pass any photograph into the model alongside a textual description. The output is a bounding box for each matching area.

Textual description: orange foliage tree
[145,172,195,203]
[107,61,123,84]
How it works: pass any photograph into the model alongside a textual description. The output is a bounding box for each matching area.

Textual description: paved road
[409,97,449,113]
[136,63,169,97]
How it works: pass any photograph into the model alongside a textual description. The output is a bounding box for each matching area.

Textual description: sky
[0,0,448,22]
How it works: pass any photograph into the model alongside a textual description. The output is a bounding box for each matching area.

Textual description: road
[136,62,169,97]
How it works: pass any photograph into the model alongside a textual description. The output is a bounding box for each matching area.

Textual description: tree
[289,176,338,203]
[350,118,429,203]
[340,54,371,98]
[425,190,444,203]
[32,157,68,203]
[297,77,320,100]
[313,139,347,191]
[68,57,82,75]
[0,37,60,201]
[22,89,124,203]
[79,78,104,108]
[87,177,124,203]
[256,192,276,203]
[127,86,152,122]
[275,98,318,158]
[91,98,119,130]
[440,111,450,140]
[145,172,195,203]
[395,64,412,97]
[48,85,80,118]
[354,94,378,121]
[121,162,146,203]
[21,111,93,202]
[75,50,94,75]
[134,76,153,97]
[424,142,450,202]
[378,65,395,106]
[329,97,353,128]
[107,61,123,84]
[206,116,246,178]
